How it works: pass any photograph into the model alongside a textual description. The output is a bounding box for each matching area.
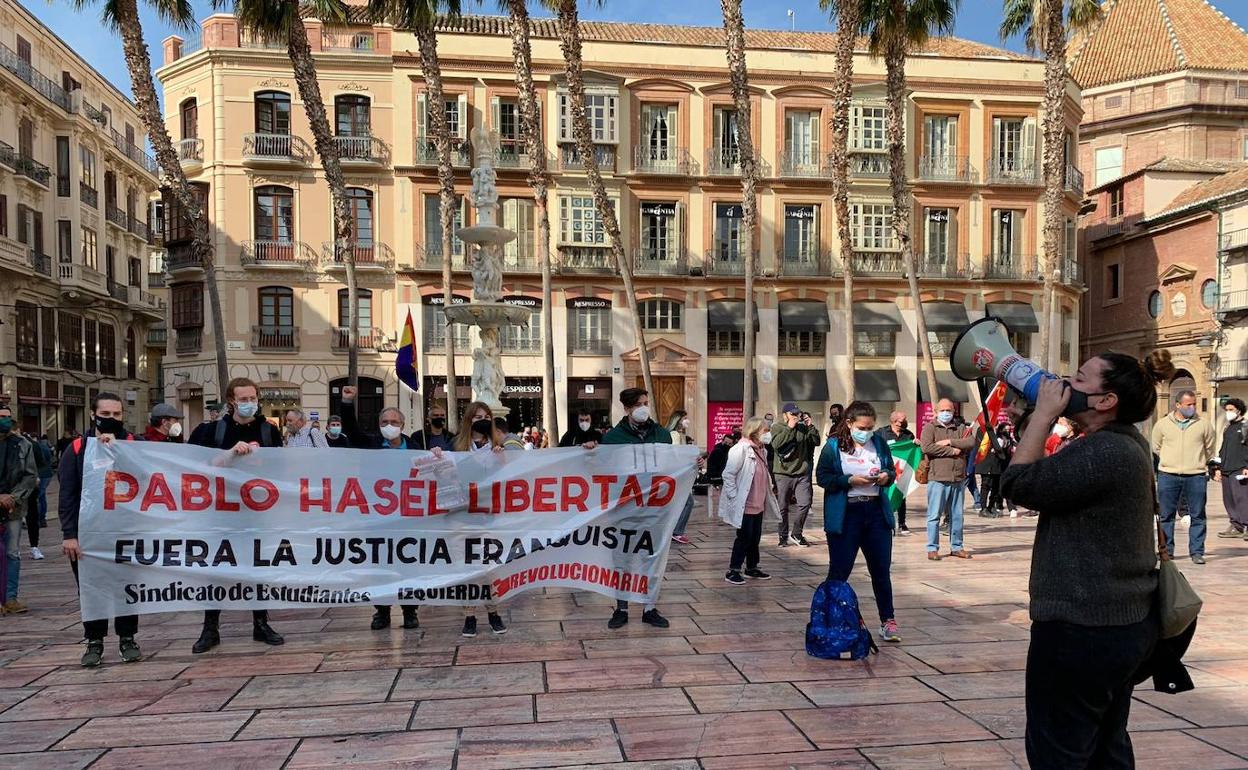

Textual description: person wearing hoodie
[559,409,602,447]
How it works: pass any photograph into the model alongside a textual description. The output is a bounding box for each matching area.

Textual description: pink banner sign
[707,401,745,447]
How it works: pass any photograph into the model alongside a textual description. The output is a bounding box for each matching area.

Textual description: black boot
[192,617,220,654]
[253,617,284,646]
[370,608,391,630]
[401,606,419,629]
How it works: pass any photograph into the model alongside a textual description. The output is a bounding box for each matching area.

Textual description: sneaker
[672,534,691,545]
[2,599,28,615]
[81,640,104,668]
[487,613,507,635]
[879,619,902,643]
[792,535,811,547]
[744,568,771,580]
[30,547,44,561]
[724,570,746,585]
[642,609,670,628]
[1009,508,1019,518]
[1218,525,1245,539]
[608,609,629,629]
[898,526,911,536]
[462,616,478,637]
[1191,554,1207,565]
[778,537,792,548]
[119,636,141,663]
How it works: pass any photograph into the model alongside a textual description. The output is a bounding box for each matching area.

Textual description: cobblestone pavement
[2,482,1246,769]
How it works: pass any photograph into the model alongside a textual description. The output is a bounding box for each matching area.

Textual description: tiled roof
[1145,157,1247,173]
[1152,165,1248,218]
[424,15,1028,61]
[1069,0,1248,89]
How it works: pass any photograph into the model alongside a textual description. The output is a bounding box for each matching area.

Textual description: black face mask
[430,417,446,429]
[1063,385,1108,418]
[94,416,124,435]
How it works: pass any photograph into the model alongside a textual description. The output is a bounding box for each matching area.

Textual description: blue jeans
[927,480,965,553]
[826,500,895,623]
[37,476,51,524]
[1157,472,1208,557]
[673,494,694,537]
[2,518,20,601]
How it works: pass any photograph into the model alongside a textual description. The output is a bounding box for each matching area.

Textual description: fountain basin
[444,302,531,327]
[456,225,517,246]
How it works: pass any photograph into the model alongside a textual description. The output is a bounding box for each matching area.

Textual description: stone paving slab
[3,484,1246,767]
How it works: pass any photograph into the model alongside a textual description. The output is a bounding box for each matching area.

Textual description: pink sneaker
[879,619,902,643]
[672,534,691,545]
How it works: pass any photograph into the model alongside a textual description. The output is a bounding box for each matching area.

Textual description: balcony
[632,146,693,176]
[175,327,202,355]
[0,238,26,272]
[779,253,837,277]
[331,327,386,352]
[178,137,204,172]
[128,217,150,243]
[106,277,130,303]
[0,141,13,170]
[240,240,315,268]
[852,251,905,276]
[1219,288,1248,315]
[704,251,746,276]
[107,128,160,176]
[987,158,1040,185]
[918,154,977,183]
[1064,164,1084,197]
[243,133,311,166]
[335,134,389,167]
[496,138,552,170]
[1061,258,1082,285]
[501,336,543,354]
[322,30,378,53]
[0,41,73,112]
[321,241,395,270]
[251,325,299,352]
[411,244,469,271]
[105,204,129,231]
[148,271,167,288]
[165,244,204,275]
[982,254,1039,280]
[569,338,611,356]
[28,250,51,277]
[79,182,99,208]
[1221,227,1248,252]
[129,286,165,314]
[14,156,51,189]
[502,249,539,272]
[916,253,973,279]
[414,137,471,168]
[557,246,616,274]
[147,326,168,348]
[559,143,617,173]
[704,149,770,177]
[633,248,688,276]
[778,151,828,179]
[58,262,106,296]
[849,152,890,180]
[1214,359,1248,382]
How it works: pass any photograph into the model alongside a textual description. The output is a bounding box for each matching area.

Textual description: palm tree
[223,0,364,390]
[1001,0,1101,370]
[821,0,863,401]
[551,0,653,397]
[369,0,464,431]
[80,0,230,397]
[719,0,759,414]
[503,0,558,440]
[861,0,959,406]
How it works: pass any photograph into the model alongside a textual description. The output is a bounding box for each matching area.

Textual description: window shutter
[417,93,428,138]
[1011,211,1024,256]
[713,108,723,152]
[784,111,795,156]
[641,104,653,149]
[949,209,959,260]
[490,96,500,132]
[947,115,958,158]
[1022,117,1038,170]
[809,112,820,159]
[558,92,571,143]
[456,94,468,139]
[676,201,685,263]
[17,204,28,245]
[607,94,618,143]
[991,117,1002,163]
[851,104,861,149]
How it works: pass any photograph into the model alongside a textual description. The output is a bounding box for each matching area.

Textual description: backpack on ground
[806,579,879,661]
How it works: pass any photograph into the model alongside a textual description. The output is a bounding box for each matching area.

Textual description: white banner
[78,440,699,621]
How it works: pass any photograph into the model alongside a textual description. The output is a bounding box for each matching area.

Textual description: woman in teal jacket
[815,401,901,643]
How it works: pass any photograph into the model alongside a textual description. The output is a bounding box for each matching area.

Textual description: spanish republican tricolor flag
[395,310,419,392]
[975,381,1008,462]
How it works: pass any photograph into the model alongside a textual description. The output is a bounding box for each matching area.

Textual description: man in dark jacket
[705,432,736,519]
[876,411,915,534]
[339,385,420,631]
[187,377,285,653]
[559,409,603,447]
[770,403,820,547]
[57,392,141,666]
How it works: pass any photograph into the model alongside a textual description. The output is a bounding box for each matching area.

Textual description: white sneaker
[30,547,44,561]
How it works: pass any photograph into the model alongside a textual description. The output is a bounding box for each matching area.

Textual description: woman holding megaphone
[1000,350,1172,770]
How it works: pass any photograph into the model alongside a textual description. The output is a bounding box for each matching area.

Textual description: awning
[708,369,758,402]
[923,302,971,331]
[854,370,900,402]
[918,370,971,402]
[779,301,830,332]
[986,302,1040,334]
[779,370,830,402]
[853,302,904,331]
[707,300,760,332]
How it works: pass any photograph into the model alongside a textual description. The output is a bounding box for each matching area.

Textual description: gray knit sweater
[1000,423,1158,627]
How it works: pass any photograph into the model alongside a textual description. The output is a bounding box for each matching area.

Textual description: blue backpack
[806,580,878,660]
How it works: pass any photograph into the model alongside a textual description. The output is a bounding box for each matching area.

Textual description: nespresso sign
[567,297,610,309]
[502,295,540,308]
[424,295,469,306]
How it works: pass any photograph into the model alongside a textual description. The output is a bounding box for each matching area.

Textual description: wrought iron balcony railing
[703,250,747,276]
[778,151,827,178]
[632,146,693,175]
[982,254,1040,280]
[79,182,98,208]
[321,241,395,270]
[414,137,471,168]
[633,248,688,276]
[918,154,977,183]
[335,134,389,164]
[241,240,314,267]
[243,133,311,163]
[778,252,837,277]
[252,324,298,351]
[559,143,617,173]
[851,251,905,276]
[178,137,204,162]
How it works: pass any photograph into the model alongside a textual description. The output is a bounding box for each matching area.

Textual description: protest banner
[77,440,699,621]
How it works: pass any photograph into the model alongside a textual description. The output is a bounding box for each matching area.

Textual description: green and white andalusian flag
[887,439,923,511]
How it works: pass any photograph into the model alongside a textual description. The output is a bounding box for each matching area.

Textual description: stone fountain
[443,126,529,418]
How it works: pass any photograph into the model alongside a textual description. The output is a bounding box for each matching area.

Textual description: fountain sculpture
[443,126,529,418]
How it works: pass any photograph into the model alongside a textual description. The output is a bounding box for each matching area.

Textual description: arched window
[335,94,371,137]
[258,286,294,329]
[347,188,373,245]
[337,288,373,331]
[254,185,294,243]
[180,98,198,140]
[640,298,683,331]
[254,91,291,134]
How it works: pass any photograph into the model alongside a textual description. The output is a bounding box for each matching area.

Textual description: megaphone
[951,316,1088,417]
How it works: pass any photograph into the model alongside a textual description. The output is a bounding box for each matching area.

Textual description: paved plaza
[2,483,1247,769]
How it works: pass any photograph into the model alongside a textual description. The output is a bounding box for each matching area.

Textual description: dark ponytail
[836,401,877,453]
[1099,349,1176,424]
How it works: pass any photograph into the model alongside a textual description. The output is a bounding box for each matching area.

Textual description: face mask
[0,417,12,434]
[937,411,953,425]
[681,418,690,429]
[851,428,872,445]
[235,402,259,419]
[380,424,402,441]
[1179,406,1197,419]
[168,422,183,438]
[328,426,343,437]
[760,432,772,445]
[430,417,446,429]
[94,416,124,435]
[579,420,592,431]
[899,422,908,432]
[1227,411,1241,423]
[1053,424,1071,438]
[630,405,651,424]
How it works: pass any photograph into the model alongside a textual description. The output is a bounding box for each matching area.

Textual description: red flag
[975,381,1008,462]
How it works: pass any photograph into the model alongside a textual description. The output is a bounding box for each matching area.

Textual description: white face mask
[379,424,402,441]
[760,432,772,445]
[167,422,183,438]
[1053,424,1071,438]
[630,405,651,424]
[1228,411,1241,423]
[680,418,690,429]
[579,420,592,431]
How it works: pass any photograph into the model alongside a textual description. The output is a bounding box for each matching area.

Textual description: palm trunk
[507,0,558,440]
[415,23,460,433]
[831,1,859,402]
[286,19,358,390]
[1039,4,1066,371]
[111,0,227,394]
[884,38,938,405]
[720,0,758,415]
[554,0,652,397]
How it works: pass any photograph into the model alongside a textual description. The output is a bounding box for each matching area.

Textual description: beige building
[155,13,1084,442]
[0,0,164,437]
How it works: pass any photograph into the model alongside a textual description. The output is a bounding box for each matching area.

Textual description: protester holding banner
[1000,351,1169,769]
[719,417,778,585]
[815,401,901,643]
[875,412,914,534]
[284,409,329,448]
[187,377,285,653]
[57,392,141,664]
[422,404,456,451]
[590,387,672,630]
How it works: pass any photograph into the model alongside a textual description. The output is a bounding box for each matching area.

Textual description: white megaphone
[950,316,1059,406]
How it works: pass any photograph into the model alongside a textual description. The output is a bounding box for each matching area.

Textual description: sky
[20,0,1248,105]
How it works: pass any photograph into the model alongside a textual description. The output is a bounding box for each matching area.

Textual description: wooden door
[637,376,685,426]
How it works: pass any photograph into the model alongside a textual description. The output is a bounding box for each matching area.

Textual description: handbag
[1151,476,1202,639]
